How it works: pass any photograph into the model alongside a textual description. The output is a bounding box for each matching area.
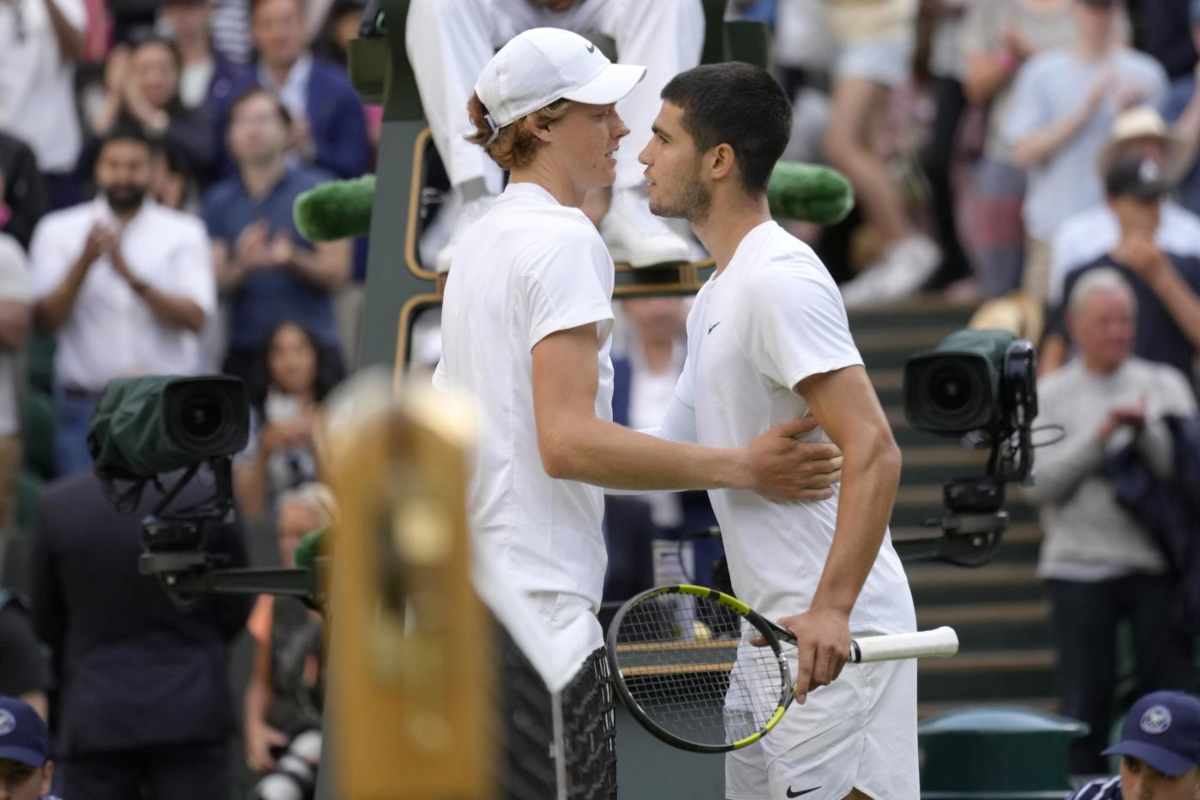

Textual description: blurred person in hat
[1066,690,1200,799]
[0,695,59,800]
[1160,0,1200,220]
[1043,154,1200,386]
[1047,106,1200,314]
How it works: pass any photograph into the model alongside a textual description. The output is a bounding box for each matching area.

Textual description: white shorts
[834,35,914,87]
[725,657,918,800]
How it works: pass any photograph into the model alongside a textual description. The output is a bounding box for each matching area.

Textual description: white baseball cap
[474,28,646,134]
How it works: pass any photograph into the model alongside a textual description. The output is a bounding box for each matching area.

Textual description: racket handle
[850,626,959,663]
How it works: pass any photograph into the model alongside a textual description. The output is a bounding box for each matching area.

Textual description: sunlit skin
[268,323,319,399]
[1120,756,1200,800]
[514,102,628,207]
[131,41,179,109]
[1068,285,1136,375]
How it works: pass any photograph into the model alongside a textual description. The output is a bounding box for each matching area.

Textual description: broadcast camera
[899,329,1038,566]
[89,375,323,605]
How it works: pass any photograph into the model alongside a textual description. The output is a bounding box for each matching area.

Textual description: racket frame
[605,583,796,754]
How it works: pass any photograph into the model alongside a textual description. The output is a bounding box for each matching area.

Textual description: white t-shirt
[29,199,216,391]
[674,221,915,635]
[433,182,615,651]
[0,0,86,173]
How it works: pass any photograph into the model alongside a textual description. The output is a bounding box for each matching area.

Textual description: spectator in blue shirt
[203,87,351,386]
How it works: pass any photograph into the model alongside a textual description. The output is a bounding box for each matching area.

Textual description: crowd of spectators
[0,0,1197,795]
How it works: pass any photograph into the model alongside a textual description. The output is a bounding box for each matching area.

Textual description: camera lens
[181,394,224,443]
[928,365,972,413]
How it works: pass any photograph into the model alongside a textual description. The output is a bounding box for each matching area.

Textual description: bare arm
[1169,73,1200,182]
[531,323,836,498]
[765,365,902,703]
[963,50,1017,106]
[111,248,206,333]
[288,239,351,292]
[42,0,84,63]
[0,300,31,351]
[212,240,245,292]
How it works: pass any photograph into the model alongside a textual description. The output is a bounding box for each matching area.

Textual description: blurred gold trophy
[323,372,491,799]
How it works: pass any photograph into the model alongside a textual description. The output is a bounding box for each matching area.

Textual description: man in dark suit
[29,468,253,800]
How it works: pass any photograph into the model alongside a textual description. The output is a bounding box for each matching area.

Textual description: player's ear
[708,143,736,182]
[525,114,555,144]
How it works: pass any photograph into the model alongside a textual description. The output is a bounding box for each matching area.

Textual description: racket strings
[611,593,788,748]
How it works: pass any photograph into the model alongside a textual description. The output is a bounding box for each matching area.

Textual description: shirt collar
[258,53,313,116]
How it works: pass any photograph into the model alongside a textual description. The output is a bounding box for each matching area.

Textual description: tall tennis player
[639,62,919,800]
[431,29,846,795]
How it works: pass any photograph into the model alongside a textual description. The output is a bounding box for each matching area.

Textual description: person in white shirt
[433,28,843,794]
[0,0,87,209]
[407,0,704,272]
[640,62,916,800]
[29,127,214,476]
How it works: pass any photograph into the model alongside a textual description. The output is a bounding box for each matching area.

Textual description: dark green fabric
[21,390,54,481]
[88,376,191,479]
[293,175,376,243]
[767,162,855,226]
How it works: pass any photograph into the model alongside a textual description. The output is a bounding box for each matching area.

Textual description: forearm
[1169,95,1200,179]
[134,283,206,332]
[35,258,90,332]
[1012,108,1092,168]
[43,0,84,62]
[290,244,349,292]
[0,310,31,351]
[545,417,748,491]
[1025,430,1105,503]
[963,54,1014,106]
[810,443,901,614]
[1150,269,1200,349]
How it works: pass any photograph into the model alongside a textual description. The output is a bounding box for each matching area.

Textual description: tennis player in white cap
[433,27,845,793]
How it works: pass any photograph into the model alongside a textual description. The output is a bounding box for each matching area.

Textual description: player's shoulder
[1065,776,1123,800]
[738,224,838,296]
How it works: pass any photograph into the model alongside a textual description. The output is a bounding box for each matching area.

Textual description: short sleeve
[200,186,229,243]
[522,232,614,350]
[744,261,863,391]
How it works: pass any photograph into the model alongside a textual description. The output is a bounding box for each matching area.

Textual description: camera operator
[1025,267,1196,776]
[28,466,253,799]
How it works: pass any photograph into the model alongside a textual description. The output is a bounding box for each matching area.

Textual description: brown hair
[466,94,573,170]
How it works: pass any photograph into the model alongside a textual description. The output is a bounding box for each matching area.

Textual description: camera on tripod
[901,329,1039,565]
[89,375,321,604]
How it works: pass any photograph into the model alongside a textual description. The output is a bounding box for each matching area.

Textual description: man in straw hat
[433,27,843,793]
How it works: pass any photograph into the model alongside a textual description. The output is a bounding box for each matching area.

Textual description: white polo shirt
[675,221,915,636]
[29,199,215,392]
[0,0,86,173]
[433,182,615,652]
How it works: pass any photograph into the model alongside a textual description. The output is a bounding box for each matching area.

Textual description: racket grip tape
[850,626,959,663]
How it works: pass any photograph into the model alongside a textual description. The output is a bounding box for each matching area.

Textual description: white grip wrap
[851,627,959,663]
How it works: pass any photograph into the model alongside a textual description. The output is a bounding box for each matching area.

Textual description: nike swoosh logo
[786,788,820,798]
[707,322,721,335]
[586,44,596,53]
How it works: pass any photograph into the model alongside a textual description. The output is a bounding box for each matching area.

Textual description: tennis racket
[605,584,959,753]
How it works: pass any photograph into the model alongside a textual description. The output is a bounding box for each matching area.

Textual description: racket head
[605,584,794,753]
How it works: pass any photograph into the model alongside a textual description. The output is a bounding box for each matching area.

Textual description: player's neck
[693,193,771,275]
[508,164,584,209]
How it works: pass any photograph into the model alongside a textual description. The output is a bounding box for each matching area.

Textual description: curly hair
[465,93,573,170]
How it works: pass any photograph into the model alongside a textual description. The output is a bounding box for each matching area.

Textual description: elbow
[1010,141,1040,169]
[538,435,576,480]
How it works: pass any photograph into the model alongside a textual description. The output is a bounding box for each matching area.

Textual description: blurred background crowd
[0,0,1198,797]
